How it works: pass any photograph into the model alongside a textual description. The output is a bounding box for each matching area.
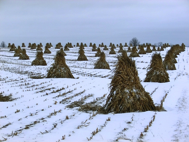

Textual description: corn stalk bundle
[19,49,29,60]
[144,53,169,82]
[100,51,156,113]
[47,49,74,78]
[31,51,47,65]
[95,47,101,57]
[94,52,110,69]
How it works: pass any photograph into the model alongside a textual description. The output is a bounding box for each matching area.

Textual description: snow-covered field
[0,45,189,142]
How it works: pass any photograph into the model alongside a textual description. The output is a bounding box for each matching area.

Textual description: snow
[0,0,189,141]
[0,45,189,142]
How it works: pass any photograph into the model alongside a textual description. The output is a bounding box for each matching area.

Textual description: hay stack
[19,49,29,60]
[76,43,80,47]
[103,45,108,50]
[167,50,177,63]
[80,42,84,47]
[124,43,128,47]
[129,47,140,57]
[55,43,62,49]
[174,45,183,55]
[127,46,132,52]
[8,43,11,47]
[80,43,85,49]
[55,44,60,49]
[31,51,47,66]
[160,46,164,51]
[138,46,146,54]
[60,48,66,56]
[31,43,36,49]
[118,45,124,53]
[9,44,16,51]
[101,42,105,47]
[12,43,16,47]
[17,46,22,52]
[64,45,69,51]
[95,47,101,57]
[50,42,53,47]
[45,43,50,48]
[181,43,185,51]
[142,43,146,47]
[180,44,185,52]
[164,44,167,48]
[59,42,63,47]
[94,52,110,69]
[45,43,52,48]
[152,46,156,51]
[44,46,51,54]
[22,43,26,47]
[137,45,141,50]
[84,43,87,47]
[92,44,97,51]
[117,50,128,61]
[67,42,73,48]
[172,44,182,53]
[39,43,43,47]
[47,49,74,78]
[68,42,73,48]
[89,42,93,47]
[14,47,21,57]
[163,53,176,70]
[77,45,88,61]
[144,53,169,82]
[157,47,161,51]
[101,51,156,113]
[109,46,116,54]
[80,44,84,50]
[172,45,181,55]
[146,45,152,53]
[112,44,116,49]
[120,50,127,58]
[170,46,178,57]
[36,44,43,51]
[28,43,31,48]
[132,46,138,51]
[109,42,113,47]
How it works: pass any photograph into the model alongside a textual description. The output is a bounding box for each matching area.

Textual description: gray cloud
[0,0,189,46]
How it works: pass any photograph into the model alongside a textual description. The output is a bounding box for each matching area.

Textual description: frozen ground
[0,45,189,142]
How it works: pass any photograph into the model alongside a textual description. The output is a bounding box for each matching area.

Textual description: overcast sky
[0,0,189,46]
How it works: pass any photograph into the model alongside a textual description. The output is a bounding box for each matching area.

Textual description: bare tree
[1,41,7,47]
[154,43,158,47]
[157,42,163,47]
[129,37,140,46]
